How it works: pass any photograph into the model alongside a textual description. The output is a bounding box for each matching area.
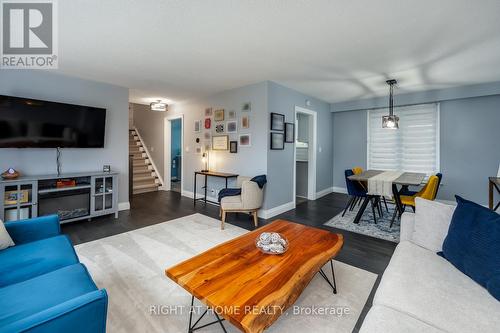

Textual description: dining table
[348,170,427,225]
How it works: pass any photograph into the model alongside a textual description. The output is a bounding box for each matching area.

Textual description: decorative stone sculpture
[255,232,288,254]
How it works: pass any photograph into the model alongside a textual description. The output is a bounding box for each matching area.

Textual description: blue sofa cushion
[0,235,79,287]
[0,264,100,329]
[439,195,500,301]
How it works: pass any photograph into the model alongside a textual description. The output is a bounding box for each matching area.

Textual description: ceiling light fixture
[382,79,399,129]
[150,100,167,112]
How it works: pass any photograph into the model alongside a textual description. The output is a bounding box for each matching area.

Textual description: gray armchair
[220,176,265,229]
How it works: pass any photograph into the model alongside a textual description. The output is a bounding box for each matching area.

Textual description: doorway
[164,115,184,192]
[294,106,317,207]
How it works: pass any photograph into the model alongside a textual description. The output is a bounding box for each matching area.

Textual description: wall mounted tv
[0,95,106,148]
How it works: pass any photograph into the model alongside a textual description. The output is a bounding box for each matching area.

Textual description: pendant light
[382,79,399,129]
[150,100,167,112]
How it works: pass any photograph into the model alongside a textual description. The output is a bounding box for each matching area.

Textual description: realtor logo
[1,0,58,68]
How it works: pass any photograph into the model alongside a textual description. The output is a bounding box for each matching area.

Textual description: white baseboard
[181,190,219,205]
[315,187,334,199]
[259,201,295,219]
[332,186,347,194]
[118,202,130,211]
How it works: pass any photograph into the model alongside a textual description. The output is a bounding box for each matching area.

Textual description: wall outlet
[210,189,216,195]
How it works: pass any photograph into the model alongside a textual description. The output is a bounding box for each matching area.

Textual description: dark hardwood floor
[62,190,396,332]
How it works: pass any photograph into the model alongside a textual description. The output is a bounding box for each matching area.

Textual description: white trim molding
[259,201,295,219]
[118,202,130,211]
[315,187,334,199]
[332,186,348,194]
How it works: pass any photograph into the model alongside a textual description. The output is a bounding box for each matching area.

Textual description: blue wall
[267,81,333,208]
[331,93,500,205]
[170,118,182,180]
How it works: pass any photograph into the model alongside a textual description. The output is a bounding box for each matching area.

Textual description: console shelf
[0,171,119,224]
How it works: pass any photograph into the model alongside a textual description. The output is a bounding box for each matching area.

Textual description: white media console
[0,171,119,224]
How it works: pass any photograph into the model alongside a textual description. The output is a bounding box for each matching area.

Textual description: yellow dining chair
[400,175,440,211]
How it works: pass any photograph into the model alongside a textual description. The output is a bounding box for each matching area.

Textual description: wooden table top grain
[348,170,426,186]
[165,219,343,333]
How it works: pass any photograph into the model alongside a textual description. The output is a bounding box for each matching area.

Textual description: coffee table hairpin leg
[318,259,337,294]
[188,296,227,333]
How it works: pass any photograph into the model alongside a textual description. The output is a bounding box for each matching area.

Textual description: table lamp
[201,152,209,172]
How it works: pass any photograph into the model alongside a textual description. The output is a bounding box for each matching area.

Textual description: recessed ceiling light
[150,100,167,112]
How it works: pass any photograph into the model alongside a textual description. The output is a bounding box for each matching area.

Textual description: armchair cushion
[4,215,60,245]
[0,235,79,287]
[0,264,107,333]
[220,195,243,210]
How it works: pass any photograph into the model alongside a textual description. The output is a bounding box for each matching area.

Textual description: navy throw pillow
[439,195,500,301]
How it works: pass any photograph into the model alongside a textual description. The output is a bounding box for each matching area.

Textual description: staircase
[129,129,160,194]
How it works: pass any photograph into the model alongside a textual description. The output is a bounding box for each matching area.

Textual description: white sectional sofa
[360,200,500,333]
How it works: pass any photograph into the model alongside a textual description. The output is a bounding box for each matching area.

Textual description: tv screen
[0,95,106,148]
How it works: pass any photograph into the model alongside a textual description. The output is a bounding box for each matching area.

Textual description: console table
[0,171,119,224]
[489,177,500,211]
[193,171,238,206]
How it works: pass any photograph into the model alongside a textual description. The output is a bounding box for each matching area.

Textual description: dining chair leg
[411,205,416,213]
[376,197,383,217]
[342,197,354,217]
[382,197,389,212]
[350,197,358,211]
[370,198,378,224]
[390,208,398,228]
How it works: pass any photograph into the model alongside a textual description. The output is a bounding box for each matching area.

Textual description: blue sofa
[0,215,108,333]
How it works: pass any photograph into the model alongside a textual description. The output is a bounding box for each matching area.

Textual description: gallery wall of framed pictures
[270,112,294,150]
[198,102,252,154]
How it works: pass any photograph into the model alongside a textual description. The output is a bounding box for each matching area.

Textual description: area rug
[324,202,400,243]
[75,214,377,333]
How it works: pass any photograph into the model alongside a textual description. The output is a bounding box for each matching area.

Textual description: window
[367,103,439,175]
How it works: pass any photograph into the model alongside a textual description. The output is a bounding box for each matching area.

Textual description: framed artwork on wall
[215,123,224,133]
[242,102,251,112]
[212,135,229,150]
[204,131,211,140]
[270,132,285,150]
[241,115,249,129]
[239,134,251,147]
[270,113,285,131]
[204,107,213,117]
[204,118,211,129]
[194,120,201,133]
[230,141,238,153]
[285,122,295,143]
[226,120,237,133]
[214,109,225,121]
[228,110,236,119]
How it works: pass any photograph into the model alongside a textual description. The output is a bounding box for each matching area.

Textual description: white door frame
[164,114,184,192]
[293,106,317,206]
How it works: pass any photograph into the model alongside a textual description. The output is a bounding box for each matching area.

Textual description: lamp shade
[382,115,399,129]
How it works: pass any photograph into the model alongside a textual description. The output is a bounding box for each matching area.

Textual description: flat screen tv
[0,95,106,148]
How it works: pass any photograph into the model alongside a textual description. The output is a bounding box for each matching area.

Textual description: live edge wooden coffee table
[166,220,344,333]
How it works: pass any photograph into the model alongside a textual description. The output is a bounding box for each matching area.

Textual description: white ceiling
[57,0,500,105]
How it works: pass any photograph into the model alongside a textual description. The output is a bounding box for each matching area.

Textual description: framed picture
[195,146,202,154]
[204,118,211,129]
[212,135,229,150]
[271,113,285,131]
[214,109,225,121]
[270,132,285,150]
[194,120,201,132]
[226,120,237,133]
[4,190,29,205]
[239,134,251,147]
[228,110,236,119]
[241,115,250,129]
[204,108,213,117]
[215,123,224,133]
[230,141,238,153]
[204,142,211,151]
[285,122,295,143]
[242,102,251,112]
[203,131,211,140]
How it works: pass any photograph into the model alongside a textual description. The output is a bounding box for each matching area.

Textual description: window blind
[367,103,439,175]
